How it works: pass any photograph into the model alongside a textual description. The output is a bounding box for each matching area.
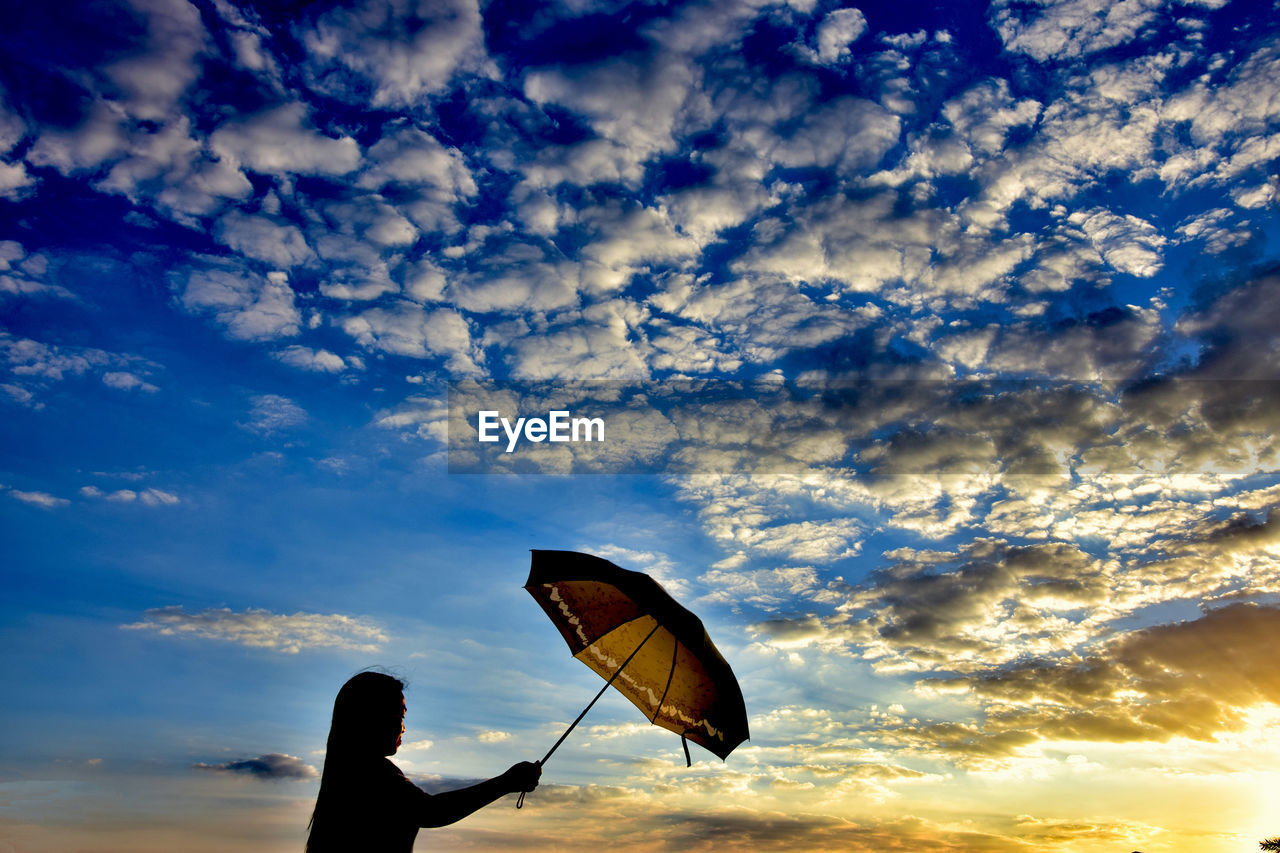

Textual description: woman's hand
[502,761,542,794]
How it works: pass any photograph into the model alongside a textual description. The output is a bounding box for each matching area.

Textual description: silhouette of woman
[306,671,541,852]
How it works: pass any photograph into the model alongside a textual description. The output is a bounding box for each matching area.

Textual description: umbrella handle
[517,622,661,809]
[516,768,538,810]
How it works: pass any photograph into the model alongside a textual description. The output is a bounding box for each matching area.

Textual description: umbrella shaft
[540,622,661,765]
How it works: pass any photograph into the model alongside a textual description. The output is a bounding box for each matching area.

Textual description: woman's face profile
[387,697,406,756]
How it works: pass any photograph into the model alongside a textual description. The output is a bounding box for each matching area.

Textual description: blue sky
[3,0,1280,850]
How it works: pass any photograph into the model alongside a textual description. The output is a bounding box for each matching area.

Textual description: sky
[2,0,1280,850]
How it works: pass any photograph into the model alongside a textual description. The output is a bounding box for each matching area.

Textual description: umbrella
[523,550,749,780]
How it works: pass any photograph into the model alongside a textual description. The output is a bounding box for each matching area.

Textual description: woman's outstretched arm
[416,761,542,827]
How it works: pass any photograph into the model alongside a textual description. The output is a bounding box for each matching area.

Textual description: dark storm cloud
[1175,271,1280,379]
[875,603,1280,759]
[602,805,1145,852]
[750,540,1111,671]
[194,752,317,780]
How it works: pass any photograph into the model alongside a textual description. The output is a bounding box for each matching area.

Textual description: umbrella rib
[540,621,661,766]
[650,634,679,723]
[574,615,650,656]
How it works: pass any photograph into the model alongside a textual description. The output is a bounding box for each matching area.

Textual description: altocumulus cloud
[122,606,387,654]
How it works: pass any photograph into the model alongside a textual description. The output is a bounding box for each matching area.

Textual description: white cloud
[660,154,779,243]
[0,241,24,269]
[8,489,70,509]
[524,52,696,161]
[942,79,1040,157]
[312,253,398,303]
[211,0,285,88]
[102,371,160,393]
[90,116,253,223]
[966,57,1165,216]
[445,240,580,315]
[769,97,900,174]
[122,606,388,654]
[400,258,447,304]
[27,101,130,175]
[732,192,957,299]
[0,160,36,201]
[990,0,1165,63]
[22,0,208,184]
[139,488,180,506]
[320,196,419,249]
[1075,209,1166,277]
[0,244,71,299]
[302,0,490,107]
[215,211,314,267]
[932,232,1036,297]
[399,738,434,752]
[0,91,25,154]
[646,321,743,375]
[80,486,180,506]
[576,200,700,293]
[0,383,34,406]
[376,395,448,444]
[506,309,649,381]
[1,334,164,403]
[95,118,205,192]
[812,541,1109,672]
[210,103,361,177]
[103,0,207,121]
[643,0,779,57]
[1018,232,1107,292]
[273,346,348,373]
[653,274,871,363]
[814,9,868,64]
[360,126,476,204]
[179,268,301,341]
[700,566,823,608]
[1232,178,1277,210]
[242,394,308,435]
[1175,208,1252,255]
[228,26,280,76]
[870,130,974,188]
[704,509,863,565]
[516,138,647,190]
[342,301,482,374]
[508,185,562,236]
[363,125,468,187]
[1163,39,1280,150]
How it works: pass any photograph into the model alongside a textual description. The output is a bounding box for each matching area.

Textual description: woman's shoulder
[381,757,411,781]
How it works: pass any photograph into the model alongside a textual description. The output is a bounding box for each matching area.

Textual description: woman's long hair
[305,671,406,851]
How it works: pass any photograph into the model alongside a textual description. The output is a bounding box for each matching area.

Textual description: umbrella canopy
[525,550,749,763]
